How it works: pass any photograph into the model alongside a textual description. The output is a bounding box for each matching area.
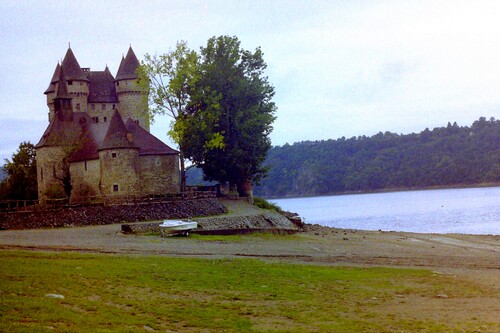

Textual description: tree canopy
[254,117,500,198]
[0,142,37,200]
[137,41,199,191]
[180,36,276,193]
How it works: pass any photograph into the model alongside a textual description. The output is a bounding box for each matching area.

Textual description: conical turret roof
[115,46,140,81]
[44,63,61,94]
[55,67,71,99]
[61,47,88,81]
[99,110,137,150]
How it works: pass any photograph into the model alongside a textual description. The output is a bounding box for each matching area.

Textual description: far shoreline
[262,182,500,200]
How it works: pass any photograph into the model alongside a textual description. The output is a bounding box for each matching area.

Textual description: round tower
[115,46,149,131]
[98,111,140,197]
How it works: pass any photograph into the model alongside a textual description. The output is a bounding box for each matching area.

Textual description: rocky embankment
[0,198,227,230]
[122,199,302,234]
[195,211,298,231]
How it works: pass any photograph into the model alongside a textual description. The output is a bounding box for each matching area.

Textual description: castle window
[91,104,95,110]
[40,167,43,181]
[116,81,119,86]
[68,80,73,85]
[93,117,98,123]
[104,117,107,122]
[156,157,161,166]
[102,104,106,110]
[84,161,87,171]
[112,104,116,110]
[76,103,80,111]
[111,152,117,158]
[52,165,56,177]
[113,184,119,192]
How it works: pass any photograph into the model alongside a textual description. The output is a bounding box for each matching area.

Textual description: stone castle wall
[99,149,140,197]
[67,80,89,112]
[70,159,101,199]
[139,155,180,195]
[87,103,115,123]
[35,146,67,199]
[116,79,149,131]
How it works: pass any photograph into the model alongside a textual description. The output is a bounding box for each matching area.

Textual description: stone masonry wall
[139,155,180,195]
[115,79,149,131]
[70,159,101,199]
[36,146,67,200]
[0,198,227,230]
[99,149,140,197]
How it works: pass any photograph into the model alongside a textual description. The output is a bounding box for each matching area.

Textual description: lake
[270,187,500,235]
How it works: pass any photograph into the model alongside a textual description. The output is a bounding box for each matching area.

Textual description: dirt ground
[1,199,499,328]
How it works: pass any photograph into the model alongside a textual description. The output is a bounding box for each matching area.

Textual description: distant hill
[186,166,217,187]
[254,117,500,198]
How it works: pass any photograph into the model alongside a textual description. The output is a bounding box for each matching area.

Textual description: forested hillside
[254,117,499,198]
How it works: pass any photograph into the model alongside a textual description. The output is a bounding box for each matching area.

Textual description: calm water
[271,187,500,235]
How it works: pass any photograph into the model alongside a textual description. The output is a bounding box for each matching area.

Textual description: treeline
[254,117,500,198]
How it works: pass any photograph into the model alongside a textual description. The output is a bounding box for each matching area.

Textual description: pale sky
[1,0,499,162]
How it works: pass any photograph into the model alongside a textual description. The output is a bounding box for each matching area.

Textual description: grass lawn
[0,250,496,332]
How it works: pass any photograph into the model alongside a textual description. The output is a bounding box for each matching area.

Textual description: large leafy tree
[137,41,199,191]
[181,36,277,194]
[0,142,37,200]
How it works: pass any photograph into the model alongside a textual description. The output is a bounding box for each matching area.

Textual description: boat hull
[159,220,197,236]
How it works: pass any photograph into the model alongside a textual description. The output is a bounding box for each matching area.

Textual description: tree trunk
[237,180,253,204]
[179,152,186,192]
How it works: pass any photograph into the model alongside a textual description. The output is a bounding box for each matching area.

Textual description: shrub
[253,196,283,213]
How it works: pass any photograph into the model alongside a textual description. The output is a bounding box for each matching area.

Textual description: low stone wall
[0,198,227,230]
[121,210,300,235]
[196,211,298,230]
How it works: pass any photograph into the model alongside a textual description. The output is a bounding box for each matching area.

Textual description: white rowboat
[159,219,197,236]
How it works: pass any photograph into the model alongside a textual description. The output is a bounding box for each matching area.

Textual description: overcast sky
[1,0,499,161]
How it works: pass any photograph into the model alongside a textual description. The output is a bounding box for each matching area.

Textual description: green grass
[0,250,496,332]
[253,197,283,213]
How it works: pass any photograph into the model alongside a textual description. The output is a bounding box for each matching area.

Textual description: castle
[35,46,180,202]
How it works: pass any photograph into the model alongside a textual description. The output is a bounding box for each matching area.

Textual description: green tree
[137,41,199,191]
[0,142,38,200]
[181,36,277,195]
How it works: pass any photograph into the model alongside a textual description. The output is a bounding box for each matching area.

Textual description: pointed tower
[115,46,149,131]
[98,110,140,197]
[44,47,90,121]
[44,63,61,121]
[54,67,74,122]
[60,47,89,113]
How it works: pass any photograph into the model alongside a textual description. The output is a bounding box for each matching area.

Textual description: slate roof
[61,47,88,82]
[44,63,60,94]
[115,46,140,81]
[35,112,87,148]
[46,46,140,96]
[125,119,179,156]
[99,110,137,150]
[37,109,179,162]
[55,66,71,99]
[88,67,119,103]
